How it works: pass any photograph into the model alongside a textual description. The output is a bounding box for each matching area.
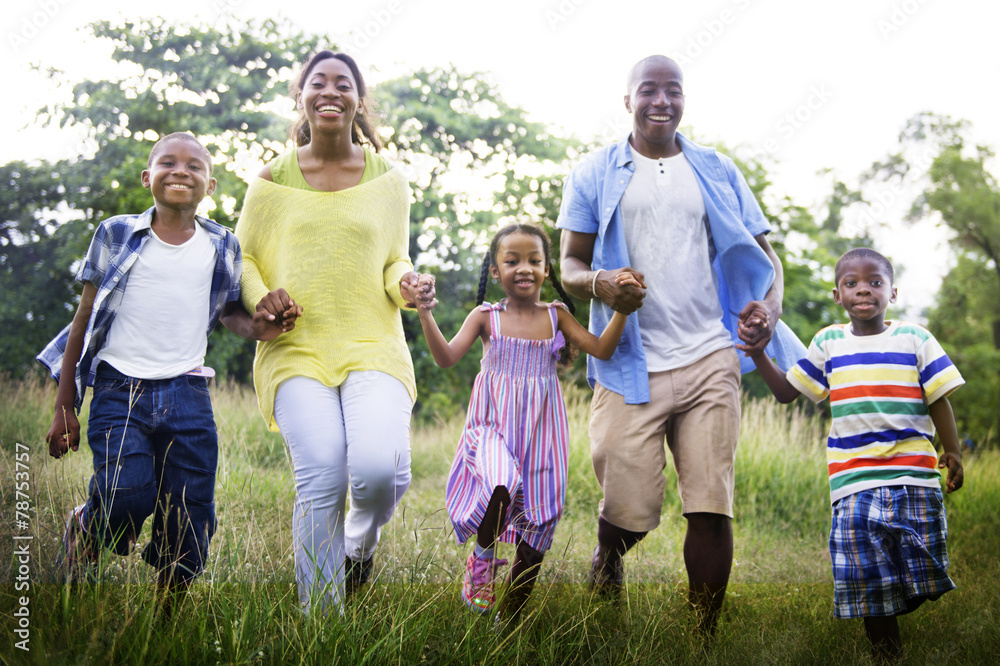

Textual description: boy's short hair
[147,132,213,174]
[834,248,894,285]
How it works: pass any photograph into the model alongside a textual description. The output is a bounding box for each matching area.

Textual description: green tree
[728,147,871,398]
[867,112,1000,446]
[7,18,324,379]
[8,18,886,426]
[7,20,580,414]
[374,67,578,415]
[0,160,86,372]
[926,254,1000,447]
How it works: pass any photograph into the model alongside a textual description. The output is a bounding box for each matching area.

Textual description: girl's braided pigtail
[549,270,580,366]
[548,271,576,316]
[476,252,492,306]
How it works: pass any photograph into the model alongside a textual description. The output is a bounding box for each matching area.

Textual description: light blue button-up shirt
[557,133,807,404]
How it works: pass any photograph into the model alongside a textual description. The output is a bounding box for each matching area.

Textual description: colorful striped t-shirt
[786,321,964,504]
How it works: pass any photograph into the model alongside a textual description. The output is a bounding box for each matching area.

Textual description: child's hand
[46,405,80,459]
[739,306,770,335]
[401,272,437,310]
[601,268,645,314]
[614,272,644,289]
[253,288,302,340]
[414,273,438,311]
[736,303,773,355]
[938,452,964,493]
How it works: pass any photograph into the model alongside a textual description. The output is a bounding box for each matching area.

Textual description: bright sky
[3,0,998,318]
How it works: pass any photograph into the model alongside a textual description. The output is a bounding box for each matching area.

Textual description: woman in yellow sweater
[236,51,432,613]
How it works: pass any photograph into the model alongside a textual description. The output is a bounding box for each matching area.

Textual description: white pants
[273,372,412,611]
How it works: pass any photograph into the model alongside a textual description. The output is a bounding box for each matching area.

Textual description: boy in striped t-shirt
[747,248,964,662]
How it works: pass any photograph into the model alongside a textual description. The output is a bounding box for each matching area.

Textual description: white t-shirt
[96,222,216,379]
[620,148,732,371]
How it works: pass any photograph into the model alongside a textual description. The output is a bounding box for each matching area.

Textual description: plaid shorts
[830,485,955,618]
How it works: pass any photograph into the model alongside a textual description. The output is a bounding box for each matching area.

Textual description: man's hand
[596,267,646,314]
[735,301,778,356]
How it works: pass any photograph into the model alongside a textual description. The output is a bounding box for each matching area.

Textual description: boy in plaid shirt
[38,132,299,614]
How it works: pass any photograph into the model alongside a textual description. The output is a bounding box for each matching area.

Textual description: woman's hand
[401,272,437,310]
[257,289,302,328]
[223,289,304,341]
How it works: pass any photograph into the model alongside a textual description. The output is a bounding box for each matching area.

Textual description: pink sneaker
[462,552,507,613]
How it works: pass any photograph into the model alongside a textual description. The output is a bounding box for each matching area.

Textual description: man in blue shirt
[557,55,804,635]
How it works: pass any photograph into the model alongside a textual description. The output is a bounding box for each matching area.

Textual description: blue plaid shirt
[36,207,242,410]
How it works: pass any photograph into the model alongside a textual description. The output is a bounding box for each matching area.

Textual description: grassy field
[1,375,998,665]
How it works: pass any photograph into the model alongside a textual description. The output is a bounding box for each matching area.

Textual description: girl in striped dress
[414,224,637,619]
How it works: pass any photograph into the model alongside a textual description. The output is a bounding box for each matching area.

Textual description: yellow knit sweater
[236,169,416,431]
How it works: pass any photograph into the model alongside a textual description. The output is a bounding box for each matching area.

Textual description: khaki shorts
[590,347,741,531]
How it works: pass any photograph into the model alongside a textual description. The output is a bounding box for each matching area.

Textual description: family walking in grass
[38,51,965,662]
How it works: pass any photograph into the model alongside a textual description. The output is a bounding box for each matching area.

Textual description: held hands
[401,272,437,311]
[613,272,644,289]
[938,452,964,493]
[47,404,80,459]
[595,267,646,315]
[735,301,778,356]
[254,288,303,341]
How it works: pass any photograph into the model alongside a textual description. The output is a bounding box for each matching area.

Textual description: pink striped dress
[445,300,570,552]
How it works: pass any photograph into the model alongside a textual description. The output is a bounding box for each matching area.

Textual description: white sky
[3,0,998,318]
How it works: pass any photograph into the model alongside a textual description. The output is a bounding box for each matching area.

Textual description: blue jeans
[83,362,218,582]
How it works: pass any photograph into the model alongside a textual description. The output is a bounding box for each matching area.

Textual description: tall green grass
[2,375,998,664]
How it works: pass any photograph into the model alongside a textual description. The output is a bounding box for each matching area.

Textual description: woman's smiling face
[298,56,361,134]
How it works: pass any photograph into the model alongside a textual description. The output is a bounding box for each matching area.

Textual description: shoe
[344,555,374,596]
[589,545,624,599]
[56,505,97,582]
[462,553,508,614]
